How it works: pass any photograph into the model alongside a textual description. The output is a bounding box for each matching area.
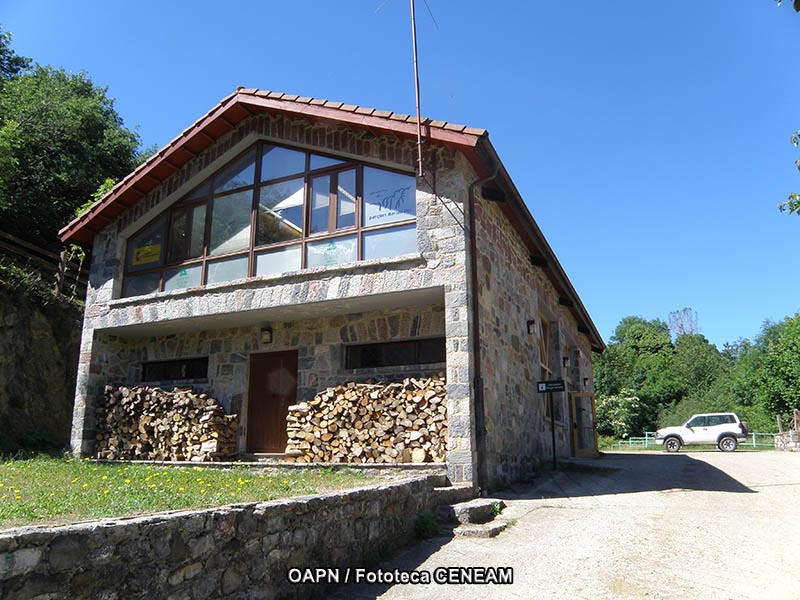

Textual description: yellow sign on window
[132,244,161,266]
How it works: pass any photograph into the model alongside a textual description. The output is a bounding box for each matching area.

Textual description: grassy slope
[0,455,374,529]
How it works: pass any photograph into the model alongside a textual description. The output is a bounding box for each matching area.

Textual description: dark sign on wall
[537,379,565,393]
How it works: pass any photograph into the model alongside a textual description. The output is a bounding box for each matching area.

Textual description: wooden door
[570,393,598,457]
[246,351,298,453]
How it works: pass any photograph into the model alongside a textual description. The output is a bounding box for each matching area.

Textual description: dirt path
[328,451,800,599]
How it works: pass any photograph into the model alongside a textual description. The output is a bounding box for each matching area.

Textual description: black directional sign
[537,379,565,393]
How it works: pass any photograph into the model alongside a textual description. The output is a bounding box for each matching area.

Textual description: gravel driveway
[328,451,800,600]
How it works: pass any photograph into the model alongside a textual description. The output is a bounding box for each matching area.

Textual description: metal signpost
[537,379,565,469]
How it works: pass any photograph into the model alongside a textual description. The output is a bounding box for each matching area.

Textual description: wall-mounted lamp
[260,325,273,345]
[583,377,589,388]
[562,356,570,368]
[526,319,536,335]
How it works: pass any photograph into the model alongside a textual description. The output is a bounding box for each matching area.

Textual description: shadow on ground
[495,452,754,502]
[325,531,456,600]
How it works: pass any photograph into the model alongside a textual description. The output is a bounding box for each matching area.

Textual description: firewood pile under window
[95,385,238,461]
[284,376,447,463]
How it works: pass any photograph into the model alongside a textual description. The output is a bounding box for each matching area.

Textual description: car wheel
[718,436,738,452]
[664,437,681,453]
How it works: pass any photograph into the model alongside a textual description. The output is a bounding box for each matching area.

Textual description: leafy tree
[774,3,800,212]
[0,26,30,83]
[594,316,678,432]
[668,334,726,399]
[0,65,143,243]
[777,129,800,215]
[596,389,644,438]
[753,314,800,416]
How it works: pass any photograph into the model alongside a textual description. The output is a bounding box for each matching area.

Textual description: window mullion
[249,141,263,278]
[356,165,363,259]
[328,172,337,232]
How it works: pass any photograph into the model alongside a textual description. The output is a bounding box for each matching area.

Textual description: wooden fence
[0,230,89,301]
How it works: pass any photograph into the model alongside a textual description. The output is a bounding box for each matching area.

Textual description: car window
[722,415,734,424]
[687,416,706,427]
[707,416,722,426]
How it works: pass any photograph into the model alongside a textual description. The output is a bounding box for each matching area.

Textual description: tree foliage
[594,310,792,436]
[777,129,800,215]
[0,26,29,83]
[775,3,800,212]
[0,27,143,244]
[595,389,644,439]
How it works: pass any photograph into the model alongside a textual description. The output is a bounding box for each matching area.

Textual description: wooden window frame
[345,337,446,370]
[121,141,417,298]
[537,316,554,419]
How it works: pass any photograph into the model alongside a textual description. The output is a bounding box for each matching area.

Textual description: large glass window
[209,191,252,255]
[122,142,418,298]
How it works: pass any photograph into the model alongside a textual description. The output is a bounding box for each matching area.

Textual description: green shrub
[415,511,439,539]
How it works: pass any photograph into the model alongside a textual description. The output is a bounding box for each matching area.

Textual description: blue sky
[2,1,799,348]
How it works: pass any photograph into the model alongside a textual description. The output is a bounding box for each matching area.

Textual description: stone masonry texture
[0,474,443,599]
[474,197,595,489]
[71,111,477,483]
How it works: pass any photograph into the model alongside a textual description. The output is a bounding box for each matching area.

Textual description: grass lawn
[0,455,375,530]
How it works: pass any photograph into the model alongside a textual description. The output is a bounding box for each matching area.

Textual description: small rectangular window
[142,357,208,382]
[345,338,446,369]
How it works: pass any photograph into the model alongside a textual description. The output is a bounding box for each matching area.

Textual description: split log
[95,385,238,462]
[284,376,447,464]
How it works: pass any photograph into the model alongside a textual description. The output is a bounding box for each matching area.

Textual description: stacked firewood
[95,385,238,461]
[284,376,447,463]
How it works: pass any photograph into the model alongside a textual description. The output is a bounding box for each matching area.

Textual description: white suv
[655,413,748,452]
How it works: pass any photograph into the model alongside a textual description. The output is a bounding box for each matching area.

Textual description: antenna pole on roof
[410,0,424,177]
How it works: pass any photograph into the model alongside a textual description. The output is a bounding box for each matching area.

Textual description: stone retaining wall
[0,474,443,599]
[774,431,800,451]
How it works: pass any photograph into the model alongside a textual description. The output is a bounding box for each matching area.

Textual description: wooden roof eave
[235,94,484,150]
[476,138,605,352]
[59,91,486,247]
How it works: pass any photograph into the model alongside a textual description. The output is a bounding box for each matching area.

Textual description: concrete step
[453,521,508,538]
[431,482,475,507]
[437,498,506,525]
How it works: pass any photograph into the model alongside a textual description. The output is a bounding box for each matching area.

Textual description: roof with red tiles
[58,88,488,248]
[58,88,604,351]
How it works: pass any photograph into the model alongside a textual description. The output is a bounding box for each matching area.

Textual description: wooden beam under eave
[559,297,574,308]
[163,157,182,170]
[195,129,216,144]
[218,113,236,128]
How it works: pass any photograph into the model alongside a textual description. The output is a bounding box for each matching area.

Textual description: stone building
[60,89,604,490]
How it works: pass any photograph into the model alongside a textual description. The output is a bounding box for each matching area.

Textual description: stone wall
[473,197,594,488]
[774,431,800,451]
[72,111,477,483]
[0,283,81,452]
[90,304,445,454]
[0,474,444,600]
